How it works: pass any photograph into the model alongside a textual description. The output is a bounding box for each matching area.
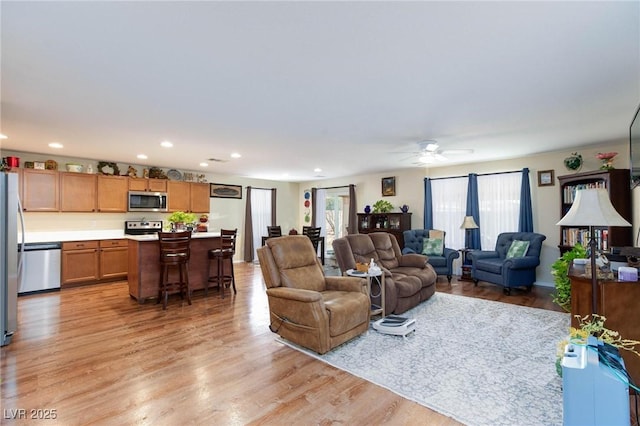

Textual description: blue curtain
[424,177,433,229]
[466,173,481,249]
[519,168,534,232]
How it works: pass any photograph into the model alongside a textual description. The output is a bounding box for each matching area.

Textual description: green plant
[550,244,587,311]
[556,314,640,376]
[167,211,197,224]
[372,200,393,213]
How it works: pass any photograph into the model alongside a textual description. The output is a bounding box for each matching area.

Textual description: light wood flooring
[2,263,564,425]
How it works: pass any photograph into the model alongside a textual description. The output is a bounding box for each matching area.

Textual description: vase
[600,158,615,170]
[364,205,371,214]
[400,205,409,213]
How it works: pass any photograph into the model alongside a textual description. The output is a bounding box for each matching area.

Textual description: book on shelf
[563,181,607,204]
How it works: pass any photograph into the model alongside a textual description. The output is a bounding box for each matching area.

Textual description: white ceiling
[1,1,639,182]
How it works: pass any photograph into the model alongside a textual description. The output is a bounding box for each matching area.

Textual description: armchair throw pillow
[422,238,444,256]
[506,240,530,258]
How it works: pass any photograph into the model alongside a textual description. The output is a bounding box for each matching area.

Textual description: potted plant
[550,243,587,311]
[167,211,197,230]
[372,200,393,213]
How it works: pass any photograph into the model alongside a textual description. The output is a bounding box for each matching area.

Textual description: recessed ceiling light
[199,162,209,167]
[314,168,322,173]
[48,142,64,149]
[160,140,173,148]
[137,154,148,160]
[0,134,8,139]
[231,152,241,159]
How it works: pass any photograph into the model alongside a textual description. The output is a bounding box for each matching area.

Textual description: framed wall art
[382,176,396,196]
[210,183,243,199]
[537,170,555,187]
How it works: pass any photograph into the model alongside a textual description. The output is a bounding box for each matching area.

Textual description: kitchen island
[126,232,227,303]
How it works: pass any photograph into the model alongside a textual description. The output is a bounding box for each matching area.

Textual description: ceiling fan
[398,140,474,164]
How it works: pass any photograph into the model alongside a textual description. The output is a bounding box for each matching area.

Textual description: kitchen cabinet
[97,175,128,212]
[129,178,167,192]
[99,239,128,279]
[60,172,97,212]
[62,239,128,285]
[62,240,100,285]
[167,181,210,213]
[189,182,210,213]
[21,169,60,212]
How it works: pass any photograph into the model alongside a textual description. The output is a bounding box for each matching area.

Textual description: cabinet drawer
[63,240,99,251]
[100,239,128,248]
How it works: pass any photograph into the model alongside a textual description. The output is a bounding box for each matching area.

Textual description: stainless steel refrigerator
[1,172,20,346]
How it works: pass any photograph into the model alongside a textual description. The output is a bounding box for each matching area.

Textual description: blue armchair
[403,229,460,283]
[469,232,546,295]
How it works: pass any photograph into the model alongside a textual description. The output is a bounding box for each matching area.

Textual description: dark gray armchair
[402,229,460,283]
[468,232,546,295]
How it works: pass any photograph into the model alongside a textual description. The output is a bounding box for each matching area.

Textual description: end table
[346,269,385,317]
[459,249,474,282]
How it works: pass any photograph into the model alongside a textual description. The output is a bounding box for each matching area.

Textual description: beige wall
[300,139,632,287]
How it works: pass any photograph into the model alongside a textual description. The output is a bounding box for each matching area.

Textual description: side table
[459,249,474,282]
[346,269,385,317]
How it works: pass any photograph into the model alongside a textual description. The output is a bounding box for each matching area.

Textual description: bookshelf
[557,169,632,254]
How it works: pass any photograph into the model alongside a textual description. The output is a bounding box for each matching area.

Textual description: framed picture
[382,176,396,196]
[537,170,555,187]
[210,183,243,199]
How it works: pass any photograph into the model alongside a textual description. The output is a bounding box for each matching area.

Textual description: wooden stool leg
[184,264,192,305]
[218,256,225,299]
[230,259,236,294]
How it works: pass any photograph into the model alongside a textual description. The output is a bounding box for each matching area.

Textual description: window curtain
[244,186,273,262]
[519,168,534,232]
[431,176,468,275]
[477,172,521,250]
[346,184,357,234]
[271,189,277,226]
[311,188,317,227]
[423,178,433,230]
[465,173,481,250]
[314,188,327,238]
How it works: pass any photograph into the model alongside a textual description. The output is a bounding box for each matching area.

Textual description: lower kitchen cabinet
[62,239,128,286]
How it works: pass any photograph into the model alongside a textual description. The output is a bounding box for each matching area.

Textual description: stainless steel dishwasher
[18,242,61,294]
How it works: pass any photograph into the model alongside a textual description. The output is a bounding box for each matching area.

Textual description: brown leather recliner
[333,232,437,314]
[257,235,370,354]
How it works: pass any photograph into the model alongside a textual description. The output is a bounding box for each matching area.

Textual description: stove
[124,220,163,235]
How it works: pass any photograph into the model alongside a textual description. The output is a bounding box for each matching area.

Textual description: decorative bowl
[66,164,83,173]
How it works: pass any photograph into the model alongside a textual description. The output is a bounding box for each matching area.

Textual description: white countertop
[20,230,221,243]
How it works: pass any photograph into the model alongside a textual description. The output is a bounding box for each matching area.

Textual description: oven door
[128,191,168,212]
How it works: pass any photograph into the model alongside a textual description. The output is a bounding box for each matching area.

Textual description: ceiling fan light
[425,143,439,152]
[435,153,448,161]
[419,155,435,163]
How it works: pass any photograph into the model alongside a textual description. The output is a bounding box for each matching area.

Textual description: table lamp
[460,215,479,264]
[556,188,631,314]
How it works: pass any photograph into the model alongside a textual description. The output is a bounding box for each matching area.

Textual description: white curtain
[315,188,327,237]
[251,188,272,261]
[477,173,521,250]
[431,176,468,274]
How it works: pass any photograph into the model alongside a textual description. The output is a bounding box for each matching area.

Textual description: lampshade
[460,216,479,229]
[556,188,631,227]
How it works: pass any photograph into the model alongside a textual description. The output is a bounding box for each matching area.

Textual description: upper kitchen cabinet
[21,169,60,212]
[167,181,210,213]
[97,175,128,212]
[60,172,97,212]
[128,178,167,192]
[189,182,210,213]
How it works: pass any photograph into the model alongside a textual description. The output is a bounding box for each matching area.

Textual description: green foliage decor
[550,243,587,311]
[372,200,393,213]
[167,211,197,224]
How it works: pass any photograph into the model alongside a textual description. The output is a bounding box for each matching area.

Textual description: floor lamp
[460,215,479,265]
[556,188,631,314]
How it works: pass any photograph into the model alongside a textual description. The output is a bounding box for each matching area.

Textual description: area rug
[279,292,570,426]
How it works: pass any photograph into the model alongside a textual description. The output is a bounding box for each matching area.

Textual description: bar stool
[206,229,237,298]
[157,231,192,310]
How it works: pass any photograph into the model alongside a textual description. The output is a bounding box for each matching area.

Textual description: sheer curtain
[477,173,521,250]
[431,176,468,274]
[249,188,272,262]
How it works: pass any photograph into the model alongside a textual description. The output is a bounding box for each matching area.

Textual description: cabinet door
[148,179,167,192]
[167,181,190,212]
[21,169,60,212]
[97,175,128,212]
[128,178,148,191]
[60,173,97,212]
[190,182,210,213]
[61,241,100,285]
[99,240,128,279]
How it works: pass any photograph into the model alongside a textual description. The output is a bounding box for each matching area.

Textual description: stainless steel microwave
[128,191,168,212]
